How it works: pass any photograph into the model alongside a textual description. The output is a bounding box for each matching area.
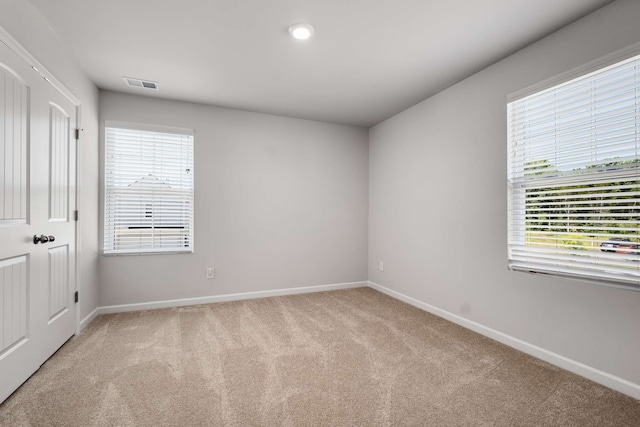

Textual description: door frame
[0,25,83,334]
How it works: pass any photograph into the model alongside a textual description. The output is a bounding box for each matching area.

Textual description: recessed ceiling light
[289,23,314,40]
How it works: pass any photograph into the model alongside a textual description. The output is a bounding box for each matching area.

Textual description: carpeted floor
[0,287,639,426]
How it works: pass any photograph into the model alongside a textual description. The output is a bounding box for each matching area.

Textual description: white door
[0,40,77,404]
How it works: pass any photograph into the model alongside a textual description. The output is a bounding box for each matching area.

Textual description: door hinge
[74,291,79,303]
[74,210,79,221]
[75,128,80,140]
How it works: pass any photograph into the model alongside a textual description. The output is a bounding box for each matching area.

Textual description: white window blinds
[507,53,640,289]
[104,123,194,254]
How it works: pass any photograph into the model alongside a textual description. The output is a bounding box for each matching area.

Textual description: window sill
[101,249,193,256]
[509,265,640,292]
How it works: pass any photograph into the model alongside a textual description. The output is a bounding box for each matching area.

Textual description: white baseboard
[97,281,368,315]
[85,278,639,399]
[368,281,640,400]
[79,307,99,331]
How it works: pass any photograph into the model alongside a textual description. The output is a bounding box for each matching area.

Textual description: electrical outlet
[379,261,384,272]
[206,267,215,279]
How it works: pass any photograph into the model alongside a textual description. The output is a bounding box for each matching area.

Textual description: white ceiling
[28,0,614,127]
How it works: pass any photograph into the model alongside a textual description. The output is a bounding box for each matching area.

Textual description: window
[104,122,194,254]
[507,52,640,289]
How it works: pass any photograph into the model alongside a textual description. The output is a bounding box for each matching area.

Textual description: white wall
[0,1,100,324]
[369,0,640,393]
[99,91,368,306]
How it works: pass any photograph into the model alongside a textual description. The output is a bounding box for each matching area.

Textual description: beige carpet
[0,287,639,426]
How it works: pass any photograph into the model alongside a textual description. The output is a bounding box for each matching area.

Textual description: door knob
[33,234,55,244]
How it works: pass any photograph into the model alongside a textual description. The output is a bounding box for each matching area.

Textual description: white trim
[74,113,83,335]
[79,308,99,331]
[368,281,640,400]
[76,279,640,399]
[0,26,81,106]
[97,281,367,314]
[104,120,194,136]
[508,40,640,102]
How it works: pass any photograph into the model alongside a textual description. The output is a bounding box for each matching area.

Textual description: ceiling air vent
[123,77,159,90]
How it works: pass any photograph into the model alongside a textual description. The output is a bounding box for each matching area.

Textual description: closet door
[0,40,77,404]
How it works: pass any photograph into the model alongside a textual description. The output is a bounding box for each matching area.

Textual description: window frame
[102,121,195,256]
[507,43,640,291]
